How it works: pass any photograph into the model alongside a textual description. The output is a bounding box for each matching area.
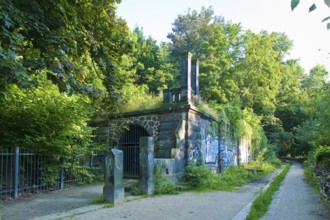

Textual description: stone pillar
[103,149,124,204]
[181,52,192,102]
[191,59,199,105]
[139,136,155,195]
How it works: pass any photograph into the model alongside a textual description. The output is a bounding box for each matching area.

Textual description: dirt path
[261,162,328,220]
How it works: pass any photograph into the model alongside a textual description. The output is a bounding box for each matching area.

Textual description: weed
[181,158,281,192]
[130,187,144,196]
[0,201,3,209]
[181,164,213,188]
[103,203,115,208]
[153,163,182,195]
[91,195,108,204]
[159,183,180,194]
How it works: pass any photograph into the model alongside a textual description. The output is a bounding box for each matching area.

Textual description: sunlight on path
[262,162,328,220]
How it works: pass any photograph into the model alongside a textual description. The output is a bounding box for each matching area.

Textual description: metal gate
[118,124,149,178]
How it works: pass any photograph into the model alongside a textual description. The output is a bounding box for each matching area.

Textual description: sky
[116,0,330,73]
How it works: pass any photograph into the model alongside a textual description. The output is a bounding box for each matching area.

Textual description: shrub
[181,163,213,189]
[154,163,182,195]
[130,187,144,196]
[315,146,330,167]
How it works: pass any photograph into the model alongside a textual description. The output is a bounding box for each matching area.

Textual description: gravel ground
[1,163,327,220]
[262,161,329,220]
[1,175,273,220]
[0,183,104,220]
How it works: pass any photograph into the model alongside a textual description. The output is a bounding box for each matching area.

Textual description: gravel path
[1,163,327,220]
[262,162,328,220]
[1,174,275,220]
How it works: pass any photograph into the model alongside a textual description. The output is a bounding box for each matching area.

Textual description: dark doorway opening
[118,124,149,178]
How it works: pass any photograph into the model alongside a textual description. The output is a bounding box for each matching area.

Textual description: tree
[168,7,243,103]
[0,74,95,182]
[0,0,131,107]
[131,27,174,93]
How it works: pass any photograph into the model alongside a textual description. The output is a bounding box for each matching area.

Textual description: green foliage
[182,164,213,189]
[181,160,280,192]
[118,84,163,112]
[0,0,131,106]
[315,146,330,167]
[130,187,144,196]
[91,195,108,204]
[246,164,291,220]
[0,75,95,183]
[0,76,93,155]
[303,154,321,190]
[103,203,115,208]
[154,164,181,195]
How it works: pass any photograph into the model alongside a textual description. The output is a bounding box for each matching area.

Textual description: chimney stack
[191,59,199,105]
[181,52,193,102]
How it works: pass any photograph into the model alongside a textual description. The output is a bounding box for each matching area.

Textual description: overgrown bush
[315,146,330,167]
[181,158,281,192]
[130,187,144,196]
[181,163,213,188]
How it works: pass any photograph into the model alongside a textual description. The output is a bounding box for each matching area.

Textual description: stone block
[103,149,124,204]
[139,137,155,195]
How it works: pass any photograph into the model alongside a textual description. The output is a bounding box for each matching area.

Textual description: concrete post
[181,52,192,102]
[191,59,199,105]
[103,149,124,204]
[139,137,154,195]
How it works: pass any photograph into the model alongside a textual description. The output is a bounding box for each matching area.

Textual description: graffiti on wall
[201,135,219,164]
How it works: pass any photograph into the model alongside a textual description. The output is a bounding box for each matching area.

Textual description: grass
[181,157,282,192]
[91,195,115,209]
[119,92,163,113]
[91,195,108,204]
[103,203,115,208]
[245,163,291,220]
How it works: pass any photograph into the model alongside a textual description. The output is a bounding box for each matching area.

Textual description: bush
[181,163,213,189]
[130,187,144,196]
[315,146,330,167]
[181,158,280,192]
[154,163,182,195]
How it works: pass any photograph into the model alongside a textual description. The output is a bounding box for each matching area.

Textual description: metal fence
[0,147,103,201]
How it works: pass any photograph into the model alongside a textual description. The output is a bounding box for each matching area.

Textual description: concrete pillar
[103,149,124,204]
[191,59,199,105]
[181,52,193,102]
[139,136,155,195]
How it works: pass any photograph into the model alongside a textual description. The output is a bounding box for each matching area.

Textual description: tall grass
[181,157,282,192]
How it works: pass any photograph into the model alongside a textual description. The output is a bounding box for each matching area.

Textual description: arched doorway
[118,124,149,178]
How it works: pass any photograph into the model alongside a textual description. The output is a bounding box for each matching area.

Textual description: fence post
[60,160,64,190]
[13,146,19,199]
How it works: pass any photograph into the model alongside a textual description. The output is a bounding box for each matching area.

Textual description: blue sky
[116,0,330,72]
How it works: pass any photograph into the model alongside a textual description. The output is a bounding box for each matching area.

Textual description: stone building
[93,52,249,182]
